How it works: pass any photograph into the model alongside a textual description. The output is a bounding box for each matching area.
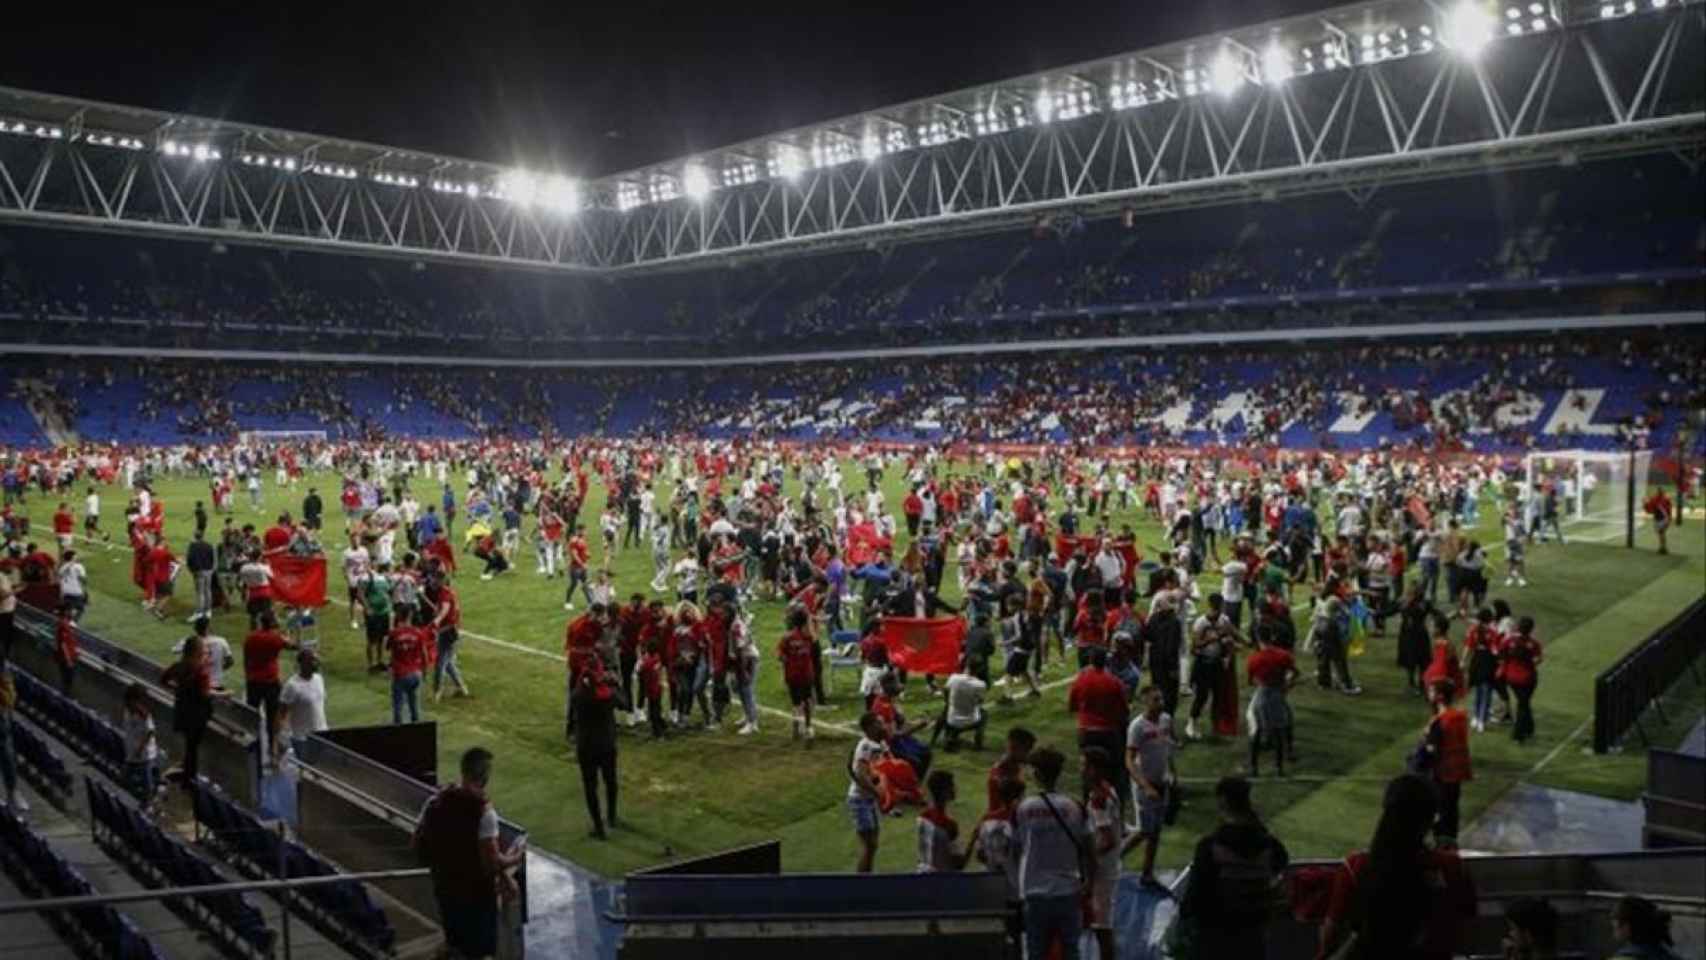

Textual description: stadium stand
[86,777,277,958]
[2,327,1700,453]
[0,806,168,960]
[1,158,1700,359]
[192,782,398,958]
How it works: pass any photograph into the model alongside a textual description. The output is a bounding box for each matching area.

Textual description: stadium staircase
[14,378,76,446]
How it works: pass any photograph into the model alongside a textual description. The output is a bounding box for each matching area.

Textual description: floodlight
[681,165,711,201]
[1262,43,1293,84]
[861,135,882,162]
[1531,16,1546,29]
[1650,0,1667,6]
[540,175,580,212]
[773,146,804,182]
[1034,92,1055,123]
[1528,1,1543,11]
[1443,1,1496,58]
[1209,51,1244,95]
[499,169,540,205]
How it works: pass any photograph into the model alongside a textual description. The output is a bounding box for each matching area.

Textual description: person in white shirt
[57,552,89,620]
[342,541,372,630]
[1220,557,1248,629]
[279,651,329,755]
[173,617,234,690]
[1012,748,1093,958]
[847,713,891,873]
[931,663,987,750]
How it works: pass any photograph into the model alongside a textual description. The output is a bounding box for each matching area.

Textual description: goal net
[238,430,329,446]
[1523,449,1653,544]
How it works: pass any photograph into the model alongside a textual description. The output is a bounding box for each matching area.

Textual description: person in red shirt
[51,503,74,552]
[388,616,430,724]
[1500,617,1543,744]
[1245,629,1299,777]
[985,726,1035,817]
[1643,488,1674,555]
[1072,593,1109,670]
[1421,679,1472,847]
[777,608,818,741]
[1317,774,1478,960]
[145,535,177,620]
[564,529,591,611]
[431,583,470,702]
[617,593,648,725]
[902,489,925,539]
[54,602,78,694]
[243,612,296,737]
[562,604,608,737]
[636,641,667,739]
[262,514,294,555]
[1067,646,1131,810]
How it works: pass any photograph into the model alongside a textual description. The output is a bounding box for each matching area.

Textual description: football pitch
[13,461,1704,878]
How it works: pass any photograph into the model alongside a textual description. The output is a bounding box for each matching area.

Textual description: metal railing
[1593,598,1706,753]
[0,868,434,960]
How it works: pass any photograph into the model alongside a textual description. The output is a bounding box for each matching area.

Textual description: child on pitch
[916,770,968,872]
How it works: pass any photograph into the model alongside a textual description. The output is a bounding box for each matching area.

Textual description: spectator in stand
[160,635,227,790]
[1013,746,1092,960]
[174,616,235,690]
[0,651,23,813]
[1500,897,1559,960]
[279,651,328,757]
[1177,776,1290,958]
[414,747,525,960]
[120,682,162,814]
[56,549,88,622]
[1610,895,1684,959]
[1317,774,1477,960]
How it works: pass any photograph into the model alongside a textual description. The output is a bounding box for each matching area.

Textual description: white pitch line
[66,531,856,735]
[1529,715,1593,776]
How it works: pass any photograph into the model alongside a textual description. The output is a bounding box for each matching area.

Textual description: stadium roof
[1,0,1701,272]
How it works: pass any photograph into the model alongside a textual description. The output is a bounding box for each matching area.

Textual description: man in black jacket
[301,488,324,532]
[186,529,218,620]
[570,665,624,840]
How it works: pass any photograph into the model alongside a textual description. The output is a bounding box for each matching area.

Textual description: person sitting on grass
[931,657,988,752]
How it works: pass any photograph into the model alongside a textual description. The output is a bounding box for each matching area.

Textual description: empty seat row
[0,804,167,960]
[194,784,396,955]
[12,666,128,779]
[10,718,74,799]
[87,777,276,957]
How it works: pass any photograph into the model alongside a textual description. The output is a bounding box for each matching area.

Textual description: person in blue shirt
[416,504,443,547]
[441,485,458,540]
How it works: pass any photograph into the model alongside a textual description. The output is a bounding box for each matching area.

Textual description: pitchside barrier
[1593,599,1706,754]
[14,603,261,807]
[612,869,1010,960]
[1643,748,1706,849]
[12,601,531,958]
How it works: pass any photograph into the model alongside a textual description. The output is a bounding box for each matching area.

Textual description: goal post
[238,430,329,446]
[1524,448,1653,547]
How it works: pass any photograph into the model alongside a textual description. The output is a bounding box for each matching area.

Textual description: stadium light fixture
[681,164,712,201]
[616,182,643,212]
[769,144,804,183]
[1033,91,1055,123]
[1261,42,1293,84]
[1209,50,1245,96]
[162,140,221,161]
[860,134,882,162]
[1443,1,1497,58]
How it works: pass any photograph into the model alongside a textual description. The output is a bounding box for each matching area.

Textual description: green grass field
[13,462,1703,878]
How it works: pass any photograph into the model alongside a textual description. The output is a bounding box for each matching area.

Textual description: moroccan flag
[271,555,329,608]
[878,617,966,675]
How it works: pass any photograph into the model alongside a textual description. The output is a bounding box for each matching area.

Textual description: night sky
[10,1,1331,177]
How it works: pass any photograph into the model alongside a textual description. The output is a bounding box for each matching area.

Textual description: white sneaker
[1185,718,1200,740]
[563,602,574,611]
[1518,578,1528,587]
[737,723,756,735]
[1504,577,1515,587]
[804,726,815,741]
[481,573,493,581]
